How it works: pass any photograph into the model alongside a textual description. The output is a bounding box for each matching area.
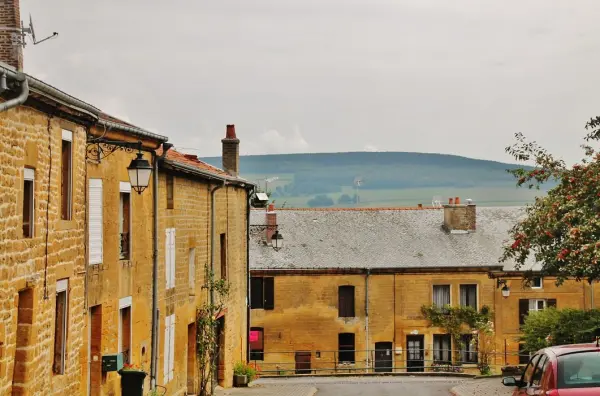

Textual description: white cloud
[364,144,379,152]
[244,125,310,155]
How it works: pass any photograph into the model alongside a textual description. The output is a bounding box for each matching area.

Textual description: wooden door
[406,335,424,372]
[295,352,311,374]
[374,342,393,373]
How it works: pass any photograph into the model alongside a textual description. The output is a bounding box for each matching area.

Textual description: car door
[527,354,548,395]
[515,354,541,396]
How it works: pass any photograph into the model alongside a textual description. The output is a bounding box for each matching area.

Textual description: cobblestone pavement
[255,376,467,395]
[450,377,513,396]
[215,383,317,396]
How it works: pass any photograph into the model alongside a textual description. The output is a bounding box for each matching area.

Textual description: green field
[201,152,548,208]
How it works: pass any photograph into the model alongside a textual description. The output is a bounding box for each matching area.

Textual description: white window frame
[88,179,103,265]
[164,314,175,383]
[23,168,35,237]
[55,279,69,374]
[165,228,176,289]
[61,130,73,220]
[459,284,478,310]
[529,299,547,312]
[531,277,543,289]
[118,296,132,364]
[189,247,196,290]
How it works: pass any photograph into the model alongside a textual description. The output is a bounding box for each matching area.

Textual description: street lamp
[497,279,511,298]
[271,230,283,251]
[127,148,153,194]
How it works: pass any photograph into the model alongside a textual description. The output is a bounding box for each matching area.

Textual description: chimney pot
[449,198,454,205]
[418,203,423,209]
[226,124,237,139]
[455,197,460,205]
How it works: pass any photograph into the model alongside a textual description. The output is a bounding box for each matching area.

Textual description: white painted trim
[119,296,132,309]
[531,277,543,289]
[24,168,34,180]
[61,129,73,142]
[57,278,68,293]
[120,181,131,193]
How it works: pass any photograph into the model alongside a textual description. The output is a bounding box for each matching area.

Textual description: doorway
[295,352,311,374]
[215,317,225,385]
[374,342,393,373]
[187,323,196,394]
[406,335,424,372]
[89,305,102,396]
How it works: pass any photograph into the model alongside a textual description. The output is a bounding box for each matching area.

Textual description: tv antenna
[432,196,442,208]
[3,14,59,47]
[354,177,363,205]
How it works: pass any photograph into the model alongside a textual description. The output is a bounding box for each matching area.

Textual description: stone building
[0,64,97,393]
[156,125,253,393]
[249,202,599,374]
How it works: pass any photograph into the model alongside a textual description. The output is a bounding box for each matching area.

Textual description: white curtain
[433,285,450,307]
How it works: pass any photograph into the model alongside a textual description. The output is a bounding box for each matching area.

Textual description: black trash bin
[118,369,147,396]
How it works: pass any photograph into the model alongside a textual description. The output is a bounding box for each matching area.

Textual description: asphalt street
[255,376,467,396]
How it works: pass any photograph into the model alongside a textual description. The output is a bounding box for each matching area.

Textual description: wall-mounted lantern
[271,230,283,251]
[127,148,153,194]
[497,279,510,298]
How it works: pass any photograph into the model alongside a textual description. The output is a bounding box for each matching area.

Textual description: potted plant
[233,362,257,387]
[118,363,147,396]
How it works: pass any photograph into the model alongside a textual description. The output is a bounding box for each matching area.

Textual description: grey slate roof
[249,207,537,271]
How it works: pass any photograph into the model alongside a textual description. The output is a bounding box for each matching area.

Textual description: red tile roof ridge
[251,206,443,211]
[157,147,229,177]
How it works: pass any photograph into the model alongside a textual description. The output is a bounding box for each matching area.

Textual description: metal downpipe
[150,151,159,389]
[0,77,29,113]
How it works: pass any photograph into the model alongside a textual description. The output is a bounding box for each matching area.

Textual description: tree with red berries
[501,117,600,284]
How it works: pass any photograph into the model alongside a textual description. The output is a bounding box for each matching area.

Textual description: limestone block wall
[158,171,248,395]
[0,105,87,394]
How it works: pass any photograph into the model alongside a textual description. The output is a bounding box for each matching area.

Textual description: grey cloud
[20,0,600,162]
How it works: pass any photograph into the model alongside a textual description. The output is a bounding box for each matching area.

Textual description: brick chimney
[266,203,276,244]
[442,197,476,233]
[0,0,23,70]
[221,124,239,177]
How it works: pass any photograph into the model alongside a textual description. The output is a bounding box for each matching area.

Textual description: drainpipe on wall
[210,181,226,395]
[365,268,370,372]
[246,186,255,363]
[150,144,172,390]
[0,74,28,112]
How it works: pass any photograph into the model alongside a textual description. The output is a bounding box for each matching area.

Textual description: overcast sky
[20,0,600,164]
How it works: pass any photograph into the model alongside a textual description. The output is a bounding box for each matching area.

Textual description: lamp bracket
[497,279,508,289]
[249,224,278,231]
[86,139,142,162]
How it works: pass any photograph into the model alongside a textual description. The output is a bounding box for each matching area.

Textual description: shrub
[234,362,257,381]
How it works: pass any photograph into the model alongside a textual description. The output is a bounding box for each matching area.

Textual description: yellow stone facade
[0,104,88,394]
[250,270,600,374]
[158,157,250,394]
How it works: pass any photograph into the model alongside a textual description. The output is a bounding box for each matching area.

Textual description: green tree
[337,194,354,205]
[307,194,334,207]
[521,308,600,353]
[501,117,600,284]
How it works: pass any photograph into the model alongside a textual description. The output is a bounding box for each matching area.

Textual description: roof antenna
[21,14,58,47]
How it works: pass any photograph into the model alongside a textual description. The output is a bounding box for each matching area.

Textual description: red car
[502,343,600,395]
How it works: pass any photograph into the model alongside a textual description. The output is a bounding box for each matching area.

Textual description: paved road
[255,376,467,396]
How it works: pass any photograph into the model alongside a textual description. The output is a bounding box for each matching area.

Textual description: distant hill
[201,152,548,208]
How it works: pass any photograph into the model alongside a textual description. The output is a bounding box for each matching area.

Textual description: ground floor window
[338,333,355,363]
[250,327,264,361]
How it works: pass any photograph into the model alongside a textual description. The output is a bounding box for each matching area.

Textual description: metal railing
[120,232,130,260]
[248,348,528,376]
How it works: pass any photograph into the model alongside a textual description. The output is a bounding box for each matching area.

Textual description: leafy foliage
[421,304,493,368]
[196,265,230,396]
[501,117,600,284]
[233,362,257,381]
[307,194,334,207]
[521,308,600,353]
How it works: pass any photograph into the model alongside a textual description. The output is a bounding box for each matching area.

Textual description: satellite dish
[29,14,36,43]
[23,14,58,46]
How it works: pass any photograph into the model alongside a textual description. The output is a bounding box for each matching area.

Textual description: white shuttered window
[165,228,176,289]
[88,179,103,265]
[163,314,175,383]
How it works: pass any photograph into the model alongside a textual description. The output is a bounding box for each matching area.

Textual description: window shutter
[170,229,176,288]
[264,277,274,310]
[88,179,103,265]
[165,229,171,289]
[251,277,264,309]
[164,315,170,383]
[169,315,175,381]
[547,299,557,308]
[519,299,529,326]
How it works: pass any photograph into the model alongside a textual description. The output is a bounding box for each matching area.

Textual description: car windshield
[557,351,600,389]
